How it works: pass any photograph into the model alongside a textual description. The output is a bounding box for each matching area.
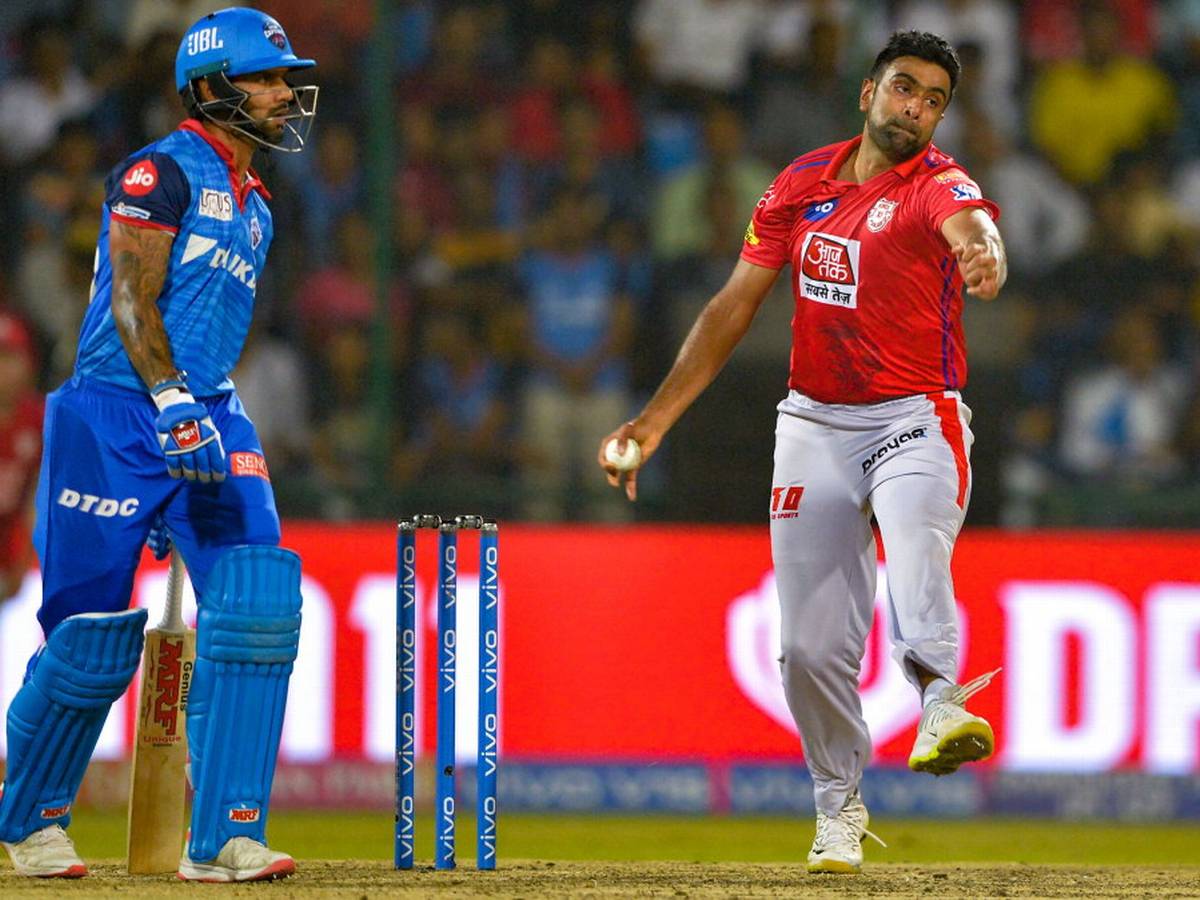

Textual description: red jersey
[0,393,43,568]
[741,136,1000,404]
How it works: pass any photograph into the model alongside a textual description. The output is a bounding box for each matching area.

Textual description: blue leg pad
[0,608,147,841]
[186,546,302,862]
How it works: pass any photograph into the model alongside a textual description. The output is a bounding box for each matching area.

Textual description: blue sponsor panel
[729,764,813,814]
[494,764,712,813]
[728,765,982,817]
[986,772,1200,821]
[862,767,982,817]
[414,763,1200,820]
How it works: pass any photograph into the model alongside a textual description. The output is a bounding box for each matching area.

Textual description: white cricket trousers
[770,389,973,816]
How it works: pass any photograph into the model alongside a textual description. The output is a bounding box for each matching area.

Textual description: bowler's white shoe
[909,669,1000,776]
[178,836,295,882]
[1,824,87,878]
[806,790,885,874]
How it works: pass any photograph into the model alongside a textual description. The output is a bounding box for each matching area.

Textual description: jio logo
[122,161,159,196]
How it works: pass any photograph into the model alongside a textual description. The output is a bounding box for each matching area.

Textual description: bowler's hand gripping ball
[605,437,642,471]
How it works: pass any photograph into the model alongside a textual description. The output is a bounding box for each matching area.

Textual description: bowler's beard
[866,114,926,163]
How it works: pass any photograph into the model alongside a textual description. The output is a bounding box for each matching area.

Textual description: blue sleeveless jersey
[75,120,275,396]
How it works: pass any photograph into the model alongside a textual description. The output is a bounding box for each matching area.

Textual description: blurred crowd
[0,0,1198,526]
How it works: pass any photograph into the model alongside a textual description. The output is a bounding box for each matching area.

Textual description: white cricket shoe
[806,790,886,874]
[1,824,87,878]
[909,669,1000,776]
[177,836,295,882]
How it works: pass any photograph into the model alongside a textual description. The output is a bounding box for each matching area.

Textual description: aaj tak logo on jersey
[799,232,860,308]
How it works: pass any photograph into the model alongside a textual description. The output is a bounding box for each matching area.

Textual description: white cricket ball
[605,437,642,471]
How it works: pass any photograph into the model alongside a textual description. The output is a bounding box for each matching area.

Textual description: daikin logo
[181,234,217,264]
[180,234,257,289]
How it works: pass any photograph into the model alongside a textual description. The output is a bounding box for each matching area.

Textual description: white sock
[922,677,954,708]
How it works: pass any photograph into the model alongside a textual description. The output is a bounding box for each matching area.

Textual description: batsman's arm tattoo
[110,219,178,388]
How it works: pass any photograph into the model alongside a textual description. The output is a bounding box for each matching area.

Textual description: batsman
[0,9,318,881]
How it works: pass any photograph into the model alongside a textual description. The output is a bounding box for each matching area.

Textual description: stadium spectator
[290,122,366,267]
[434,160,522,278]
[959,111,1089,279]
[295,213,408,348]
[532,98,643,223]
[393,313,515,512]
[1029,3,1176,185]
[116,29,188,149]
[310,322,378,519]
[0,19,98,165]
[1039,183,1157,371]
[122,0,224,50]
[1058,310,1189,482]
[758,0,886,74]
[751,14,857,164]
[14,205,96,387]
[396,104,456,231]
[1109,151,1193,260]
[400,4,506,116]
[0,311,42,605]
[633,0,767,102]
[14,120,103,384]
[579,38,641,158]
[256,0,372,103]
[231,323,315,490]
[509,35,578,164]
[518,187,635,521]
[1022,0,1156,63]
[651,103,773,262]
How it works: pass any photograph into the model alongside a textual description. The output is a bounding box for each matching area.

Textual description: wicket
[395,514,499,871]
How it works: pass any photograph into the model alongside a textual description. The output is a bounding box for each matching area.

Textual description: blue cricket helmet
[175,7,315,93]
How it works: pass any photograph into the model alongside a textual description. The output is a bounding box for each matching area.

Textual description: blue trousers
[33,376,280,636]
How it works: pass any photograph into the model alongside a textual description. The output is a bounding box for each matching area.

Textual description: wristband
[150,372,194,413]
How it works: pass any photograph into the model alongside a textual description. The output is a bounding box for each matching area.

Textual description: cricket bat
[127,549,196,874]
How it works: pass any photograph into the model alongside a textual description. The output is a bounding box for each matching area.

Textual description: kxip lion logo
[866,198,898,233]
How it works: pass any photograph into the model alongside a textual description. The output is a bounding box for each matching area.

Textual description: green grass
[68,811,1200,866]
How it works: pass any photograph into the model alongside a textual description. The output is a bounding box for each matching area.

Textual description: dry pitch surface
[3,860,1200,898]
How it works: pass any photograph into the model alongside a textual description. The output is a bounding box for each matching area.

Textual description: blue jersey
[75,119,275,396]
[518,248,627,390]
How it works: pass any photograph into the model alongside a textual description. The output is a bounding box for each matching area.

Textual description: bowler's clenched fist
[953,238,1002,300]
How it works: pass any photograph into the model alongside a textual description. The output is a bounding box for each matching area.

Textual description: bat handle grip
[161,549,187,632]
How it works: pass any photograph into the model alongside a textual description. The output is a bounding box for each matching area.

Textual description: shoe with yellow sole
[908,669,1000,776]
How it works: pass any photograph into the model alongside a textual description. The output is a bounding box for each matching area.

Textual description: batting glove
[151,378,226,482]
[146,513,172,560]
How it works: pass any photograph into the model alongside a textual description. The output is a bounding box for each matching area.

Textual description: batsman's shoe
[178,837,295,882]
[806,790,886,874]
[909,669,1001,776]
[1,825,87,878]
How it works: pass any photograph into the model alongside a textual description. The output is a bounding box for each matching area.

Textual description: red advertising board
[0,526,1197,773]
